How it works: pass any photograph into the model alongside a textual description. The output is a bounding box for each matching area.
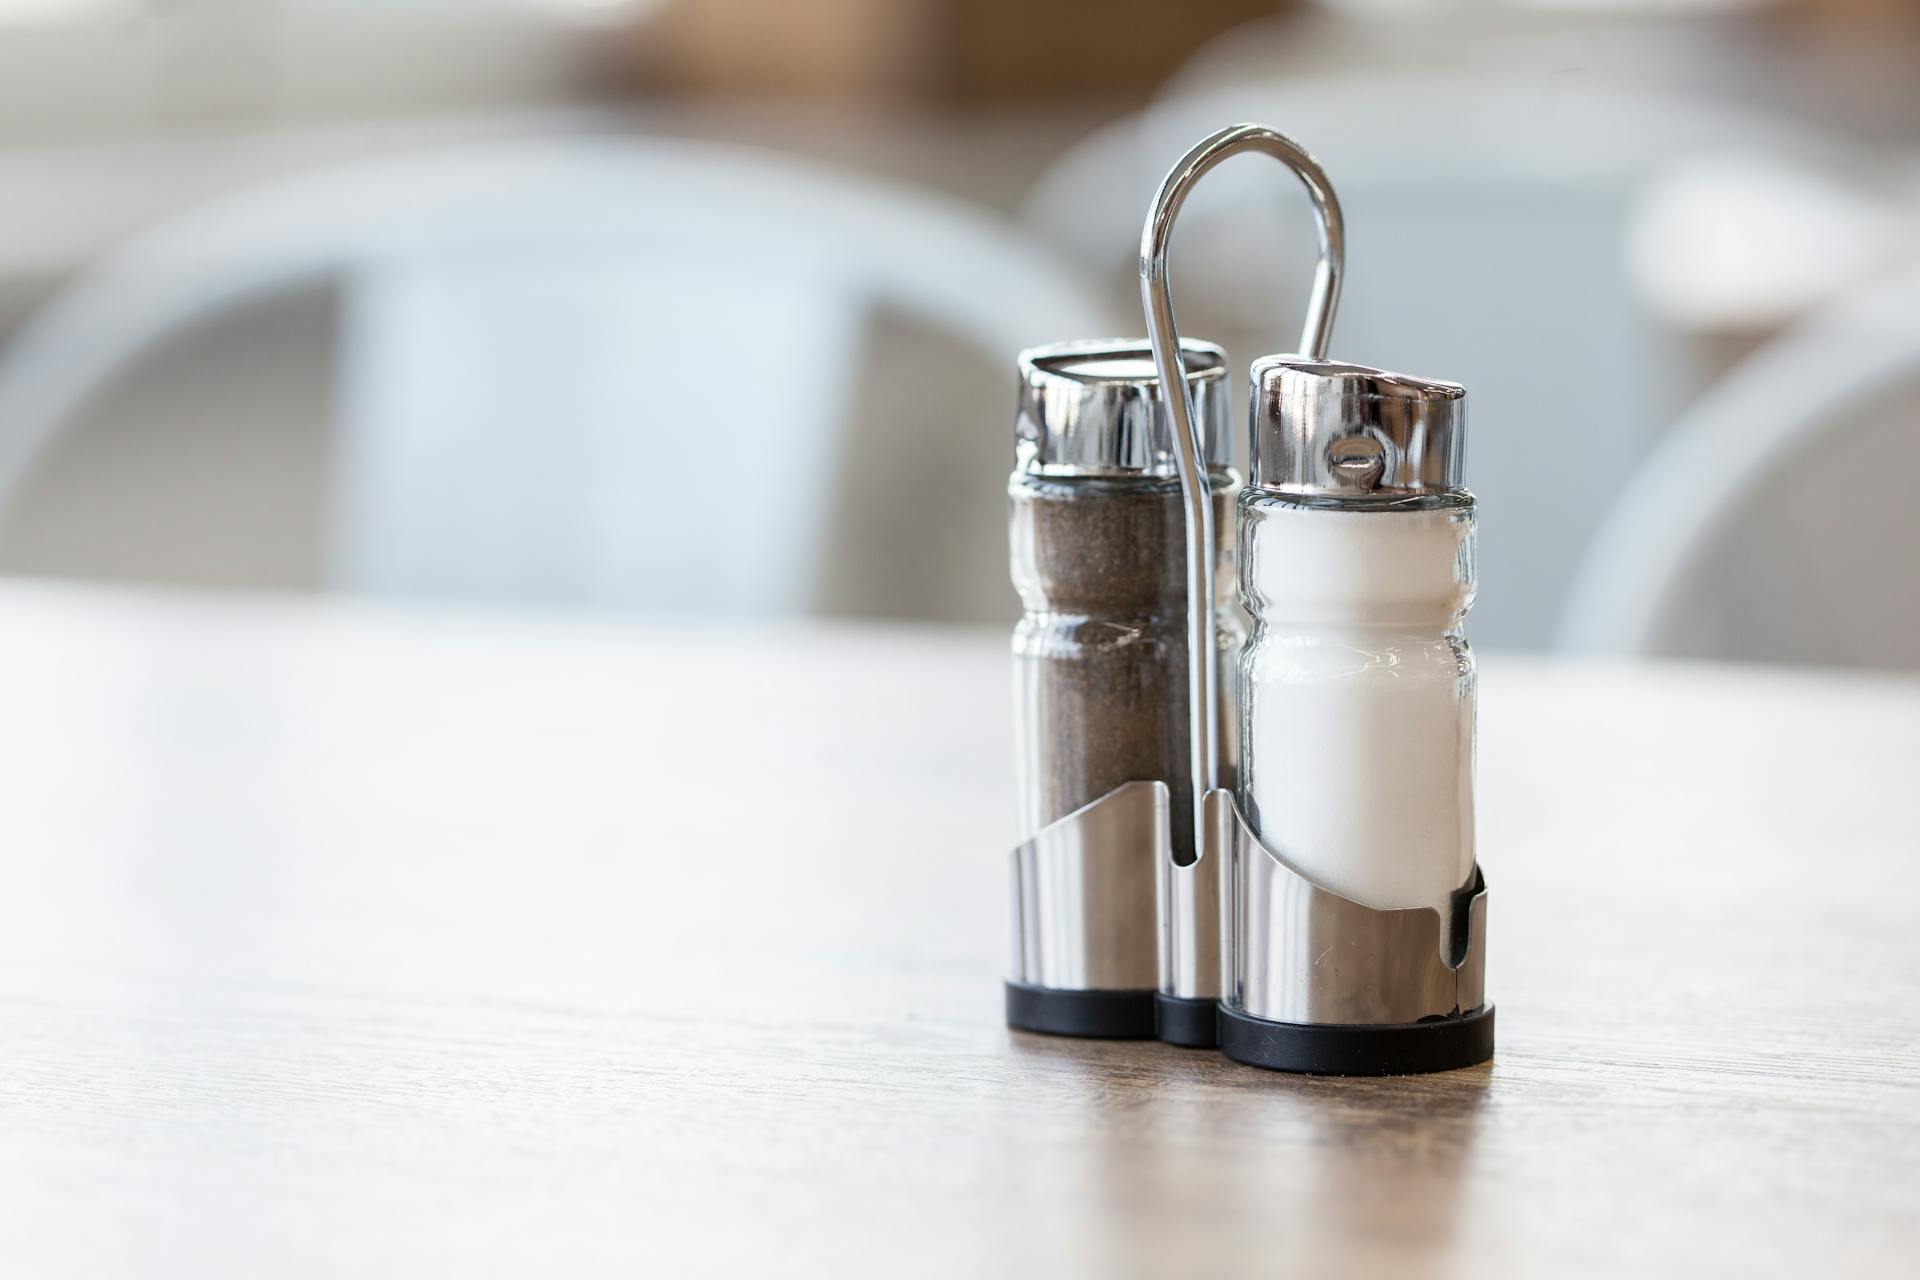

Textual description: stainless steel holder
[1006,782,1168,1038]
[1212,793,1492,1073]
[1139,123,1344,1049]
[1142,123,1494,1073]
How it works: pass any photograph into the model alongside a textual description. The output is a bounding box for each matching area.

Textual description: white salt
[1240,499,1477,948]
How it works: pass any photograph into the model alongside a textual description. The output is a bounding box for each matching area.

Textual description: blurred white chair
[0,137,1113,618]
[1021,73,1867,650]
[1559,263,1920,669]
[1626,153,1913,341]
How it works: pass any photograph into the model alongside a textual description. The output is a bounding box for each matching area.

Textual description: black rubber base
[1005,981,1157,1039]
[1218,1004,1495,1076]
[1154,994,1219,1047]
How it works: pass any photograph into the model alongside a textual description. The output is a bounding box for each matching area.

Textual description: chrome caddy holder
[1007,782,1168,1038]
[1152,819,1222,1045]
[1138,123,1341,1051]
[1214,794,1491,1073]
[1142,124,1494,1074]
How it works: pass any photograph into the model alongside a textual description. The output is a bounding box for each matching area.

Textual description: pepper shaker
[1143,124,1494,1075]
[1004,339,1240,1041]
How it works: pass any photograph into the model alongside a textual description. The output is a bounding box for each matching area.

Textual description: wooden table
[1,584,1915,1277]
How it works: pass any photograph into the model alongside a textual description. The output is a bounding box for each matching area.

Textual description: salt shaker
[1143,124,1493,1074]
[1004,339,1240,1042]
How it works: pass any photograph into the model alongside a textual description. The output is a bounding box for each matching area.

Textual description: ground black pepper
[1010,469,1240,848]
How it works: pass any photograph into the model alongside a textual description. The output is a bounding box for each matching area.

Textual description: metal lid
[1017,338,1230,477]
[1249,356,1466,497]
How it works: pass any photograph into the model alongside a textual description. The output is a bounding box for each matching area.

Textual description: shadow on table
[1004,1030,1490,1271]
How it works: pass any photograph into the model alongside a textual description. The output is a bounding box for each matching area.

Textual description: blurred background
[1,0,1918,665]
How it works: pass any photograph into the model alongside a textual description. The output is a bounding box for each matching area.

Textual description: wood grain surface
[0,584,1914,1277]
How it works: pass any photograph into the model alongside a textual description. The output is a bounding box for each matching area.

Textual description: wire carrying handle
[1138,123,1346,862]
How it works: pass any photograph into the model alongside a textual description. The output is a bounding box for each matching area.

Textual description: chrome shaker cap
[1017,339,1230,477]
[1249,356,1465,497]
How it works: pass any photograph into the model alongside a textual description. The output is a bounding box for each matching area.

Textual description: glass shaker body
[1238,489,1477,930]
[1010,469,1241,847]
